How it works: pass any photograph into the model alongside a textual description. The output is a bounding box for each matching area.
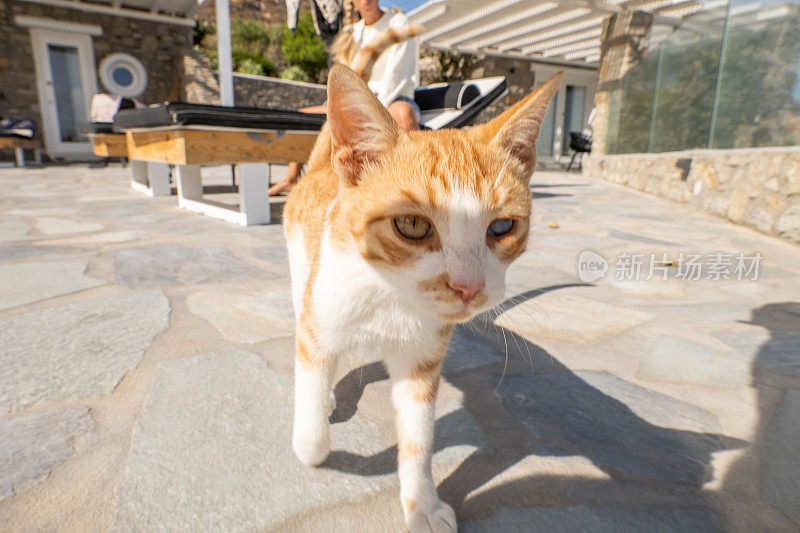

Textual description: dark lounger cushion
[113,102,326,132]
[414,83,480,112]
[82,122,114,134]
[0,116,38,139]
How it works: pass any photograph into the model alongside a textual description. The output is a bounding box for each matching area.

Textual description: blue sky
[387,0,428,14]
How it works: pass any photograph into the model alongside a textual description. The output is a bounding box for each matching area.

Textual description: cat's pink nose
[449,280,485,304]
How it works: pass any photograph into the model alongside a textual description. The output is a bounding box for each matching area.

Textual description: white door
[531,65,597,163]
[561,84,588,156]
[31,28,97,158]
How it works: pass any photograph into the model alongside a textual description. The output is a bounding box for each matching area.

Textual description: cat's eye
[487,218,515,237]
[394,215,432,240]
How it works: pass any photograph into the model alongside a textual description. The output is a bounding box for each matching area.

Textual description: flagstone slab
[443,324,507,378]
[86,204,150,219]
[113,347,485,532]
[113,244,276,287]
[0,290,169,412]
[711,329,771,359]
[185,283,296,343]
[253,245,289,263]
[761,389,800,523]
[0,245,79,260]
[462,504,721,532]
[8,207,79,217]
[637,336,751,388]
[494,293,653,344]
[36,217,104,235]
[644,302,756,323]
[0,221,31,242]
[0,407,94,501]
[0,261,105,311]
[607,228,681,247]
[754,331,800,379]
[495,370,724,485]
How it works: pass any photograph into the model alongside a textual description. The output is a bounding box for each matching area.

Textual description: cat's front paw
[405,498,456,533]
[292,429,330,466]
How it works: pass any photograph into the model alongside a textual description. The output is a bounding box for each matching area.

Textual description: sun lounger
[114,104,326,225]
[85,121,127,158]
[0,117,42,167]
[112,76,507,225]
[83,120,171,196]
[0,135,42,167]
[415,76,507,130]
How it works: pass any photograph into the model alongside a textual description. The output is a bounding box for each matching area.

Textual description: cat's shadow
[322,284,746,523]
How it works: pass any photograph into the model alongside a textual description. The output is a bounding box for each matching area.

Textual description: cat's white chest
[292,230,439,359]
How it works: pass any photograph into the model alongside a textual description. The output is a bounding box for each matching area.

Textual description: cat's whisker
[500,293,557,356]
[492,307,511,394]
[493,308,535,374]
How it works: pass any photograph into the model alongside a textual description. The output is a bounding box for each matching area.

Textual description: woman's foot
[268,177,296,196]
[269,162,303,196]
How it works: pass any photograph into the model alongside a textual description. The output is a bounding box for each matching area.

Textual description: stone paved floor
[0,164,799,532]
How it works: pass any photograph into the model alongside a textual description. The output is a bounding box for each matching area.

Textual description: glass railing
[606,0,800,153]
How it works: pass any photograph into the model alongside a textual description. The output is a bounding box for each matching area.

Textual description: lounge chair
[113,76,507,225]
[0,117,42,167]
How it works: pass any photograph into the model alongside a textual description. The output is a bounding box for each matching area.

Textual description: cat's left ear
[327,63,403,187]
[473,71,563,178]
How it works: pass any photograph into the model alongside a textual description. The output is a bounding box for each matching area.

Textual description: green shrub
[282,12,328,81]
[232,49,276,76]
[280,65,311,82]
[237,58,265,76]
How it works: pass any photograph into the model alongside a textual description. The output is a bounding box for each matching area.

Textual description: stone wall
[233,74,326,109]
[195,0,286,26]
[583,149,800,243]
[181,50,221,105]
[0,0,192,143]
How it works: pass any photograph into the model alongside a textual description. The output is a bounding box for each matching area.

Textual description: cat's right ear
[327,64,402,187]
[473,71,563,179]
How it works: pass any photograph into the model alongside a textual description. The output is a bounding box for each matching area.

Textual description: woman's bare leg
[269,104,328,196]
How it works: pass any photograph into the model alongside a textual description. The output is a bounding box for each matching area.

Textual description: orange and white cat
[284,65,561,532]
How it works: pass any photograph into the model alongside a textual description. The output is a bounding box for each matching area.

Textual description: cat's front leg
[387,353,456,533]
[292,313,338,466]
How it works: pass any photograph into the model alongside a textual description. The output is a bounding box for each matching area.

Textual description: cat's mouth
[438,309,475,323]
[436,293,491,323]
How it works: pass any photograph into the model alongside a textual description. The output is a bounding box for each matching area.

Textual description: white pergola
[407,0,703,66]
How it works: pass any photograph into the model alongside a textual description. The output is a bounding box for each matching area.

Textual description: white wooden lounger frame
[123,125,318,226]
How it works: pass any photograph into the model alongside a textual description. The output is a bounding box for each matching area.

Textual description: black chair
[567,131,592,171]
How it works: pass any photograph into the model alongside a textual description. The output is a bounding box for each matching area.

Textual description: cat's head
[327,64,561,323]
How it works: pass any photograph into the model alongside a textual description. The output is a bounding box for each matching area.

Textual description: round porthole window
[99,53,147,97]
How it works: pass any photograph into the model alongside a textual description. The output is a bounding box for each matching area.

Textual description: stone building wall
[0,0,192,139]
[467,56,535,125]
[583,149,800,243]
[233,74,326,109]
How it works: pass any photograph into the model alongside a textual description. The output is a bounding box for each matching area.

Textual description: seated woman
[269,0,419,196]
